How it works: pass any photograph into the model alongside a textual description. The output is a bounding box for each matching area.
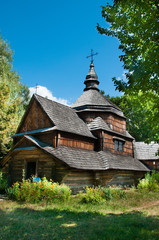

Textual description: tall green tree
[97,0,159,93]
[97,0,159,142]
[106,92,159,142]
[0,34,30,159]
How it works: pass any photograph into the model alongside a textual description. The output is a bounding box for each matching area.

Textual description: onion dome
[84,62,99,91]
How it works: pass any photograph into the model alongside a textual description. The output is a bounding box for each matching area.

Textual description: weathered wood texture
[63,169,144,193]
[58,132,95,150]
[142,160,159,171]
[37,132,56,146]
[79,112,126,134]
[94,170,144,187]
[63,170,94,193]
[8,148,69,184]
[19,99,52,133]
[15,139,35,148]
[6,147,144,192]
[103,133,133,156]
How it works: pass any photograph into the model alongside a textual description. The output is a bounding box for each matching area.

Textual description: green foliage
[0,34,30,159]
[151,171,159,183]
[107,92,159,142]
[97,0,159,94]
[0,169,8,193]
[7,177,71,203]
[81,186,126,204]
[137,172,159,191]
[98,1,159,142]
[81,186,103,204]
[101,186,126,200]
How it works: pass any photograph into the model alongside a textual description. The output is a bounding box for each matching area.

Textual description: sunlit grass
[0,190,159,240]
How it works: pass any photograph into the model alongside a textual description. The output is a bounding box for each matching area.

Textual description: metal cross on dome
[86,49,98,63]
[35,84,40,94]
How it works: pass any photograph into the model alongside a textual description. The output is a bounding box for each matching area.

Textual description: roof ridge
[34,94,71,110]
[34,94,95,139]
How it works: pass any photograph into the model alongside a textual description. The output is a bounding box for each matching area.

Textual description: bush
[81,186,103,204]
[81,186,126,204]
[0,170,8,193]
[151,171,159,184]
[7,177,71,203]
[101,186,126,200]
[137,172,159,191]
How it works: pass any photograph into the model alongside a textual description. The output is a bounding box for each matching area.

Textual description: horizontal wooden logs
[79,112,126,134]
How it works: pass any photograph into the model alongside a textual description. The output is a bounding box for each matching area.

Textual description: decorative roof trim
[12,126,57,138]
[14,146,37,151]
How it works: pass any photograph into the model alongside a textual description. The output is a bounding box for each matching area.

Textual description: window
[114,140,124,152]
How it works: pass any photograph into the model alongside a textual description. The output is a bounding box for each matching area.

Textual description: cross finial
[35,84,39,94]
[86,49,98,63]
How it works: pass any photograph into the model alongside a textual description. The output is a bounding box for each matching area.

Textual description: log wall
[94,170,144,187]
[4,148,145,192]
[63,169,145,193]
[63,170,94,193]
[8,148,69,183]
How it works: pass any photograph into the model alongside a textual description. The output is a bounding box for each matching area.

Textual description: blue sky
[0,0,124,104]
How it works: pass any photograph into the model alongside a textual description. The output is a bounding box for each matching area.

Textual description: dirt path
[125,200,159,215]
[133,201,159,210]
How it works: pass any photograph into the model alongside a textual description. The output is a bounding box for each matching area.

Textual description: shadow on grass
[0,207,159,240]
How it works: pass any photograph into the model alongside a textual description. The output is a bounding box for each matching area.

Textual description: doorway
[26,161,36,179]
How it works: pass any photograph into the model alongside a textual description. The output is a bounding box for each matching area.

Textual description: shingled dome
[71,63,124,118]
[84,62,99,91]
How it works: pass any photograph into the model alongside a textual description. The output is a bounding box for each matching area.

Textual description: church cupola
[84,49,99,92]
[84,62,99,91]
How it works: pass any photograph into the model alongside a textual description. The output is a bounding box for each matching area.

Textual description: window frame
[114,139,124,152]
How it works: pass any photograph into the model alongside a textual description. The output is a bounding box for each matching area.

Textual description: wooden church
[1,59,148,192]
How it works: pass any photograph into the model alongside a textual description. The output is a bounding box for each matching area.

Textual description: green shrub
[137,172,159,191]
[81,186,126,204]
[7,177,71,203]
[101,186,126,200]
[151,171,159,184]
[0,170,8,193]
[81,186,103,204]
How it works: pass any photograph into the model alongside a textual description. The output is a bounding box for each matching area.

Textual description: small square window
[114,139,124,152]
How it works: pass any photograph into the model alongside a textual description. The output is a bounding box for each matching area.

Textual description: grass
[0,189,159,240]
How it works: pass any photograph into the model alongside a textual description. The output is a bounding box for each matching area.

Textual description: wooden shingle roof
[34,94,95,139]
[134,142,159,160]
[71,90,124,117]
[24,135,148,172]
[87,117,110,131]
